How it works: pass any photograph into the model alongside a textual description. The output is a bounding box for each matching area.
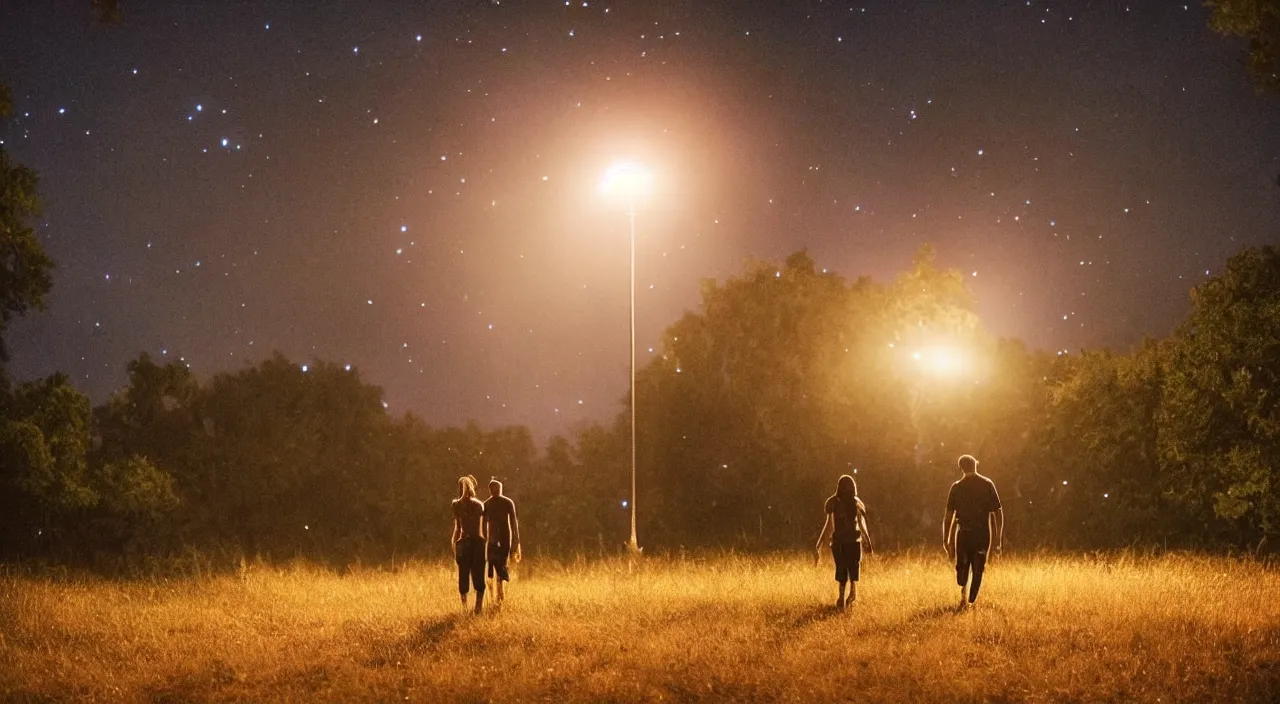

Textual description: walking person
[815,474,873,608]
[483,478,522,604]
[943,454,1004,610]
[452,475,487,615]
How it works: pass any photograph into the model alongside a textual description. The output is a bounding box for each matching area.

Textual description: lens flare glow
[598,160,654,200]
[913,346,970,377]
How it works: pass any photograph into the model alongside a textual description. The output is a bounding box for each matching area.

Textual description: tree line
[3,244,1280,570]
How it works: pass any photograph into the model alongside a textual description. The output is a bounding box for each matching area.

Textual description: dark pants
[831,540,862,584]
[955,530,989,603]
[456,537,486,596]
[487,543,511,582]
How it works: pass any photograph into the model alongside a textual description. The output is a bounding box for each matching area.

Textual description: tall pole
[910,385,923,468]
[628,201,639,552]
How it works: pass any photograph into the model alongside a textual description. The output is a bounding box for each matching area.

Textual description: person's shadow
[407,613,465,653]
[365,613,465,668]
[908,604,961,623]
[790,603,846,628]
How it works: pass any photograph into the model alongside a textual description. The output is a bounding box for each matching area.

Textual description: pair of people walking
[451,476,522,615]
[816,453,1004,610]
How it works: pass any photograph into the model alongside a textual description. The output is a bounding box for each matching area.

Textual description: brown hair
[836,474,857,503]
[958,455,978,473]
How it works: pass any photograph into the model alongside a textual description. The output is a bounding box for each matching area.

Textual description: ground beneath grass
[2,552,1279,702]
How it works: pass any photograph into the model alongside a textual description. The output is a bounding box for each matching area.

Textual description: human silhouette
[451,475,487,615]
[483,479,521,603]
[943,455,1004,609]
[815,474,874,608]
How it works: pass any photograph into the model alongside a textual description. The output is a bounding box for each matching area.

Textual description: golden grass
[2,552,1278,702]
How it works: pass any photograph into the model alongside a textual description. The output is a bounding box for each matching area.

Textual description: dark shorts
[831,540,862,583]
[487,543,511,581]
[455,536,485,595]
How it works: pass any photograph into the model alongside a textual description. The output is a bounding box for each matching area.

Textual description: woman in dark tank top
[452,475,488,614]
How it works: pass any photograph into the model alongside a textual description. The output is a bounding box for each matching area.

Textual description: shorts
[488,543,511,581]
[831,540,862,583]
[455,536,486,595]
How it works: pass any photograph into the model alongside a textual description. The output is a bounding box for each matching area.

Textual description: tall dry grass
[1,551,1278,702]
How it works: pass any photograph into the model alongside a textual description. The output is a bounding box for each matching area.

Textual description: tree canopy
[1208,0,1280,94]
[5,246,1280,568]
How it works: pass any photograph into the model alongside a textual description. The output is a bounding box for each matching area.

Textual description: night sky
[1,1,1277,440]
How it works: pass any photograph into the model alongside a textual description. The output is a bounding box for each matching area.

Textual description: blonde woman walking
[451,475,487,614]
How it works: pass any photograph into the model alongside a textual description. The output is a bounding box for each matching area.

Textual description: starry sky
[1,0,1277,440]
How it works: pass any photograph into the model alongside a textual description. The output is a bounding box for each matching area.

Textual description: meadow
[2,552,1278,702]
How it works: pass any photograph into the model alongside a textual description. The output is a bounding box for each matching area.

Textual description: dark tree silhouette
[1208,0,1280,94]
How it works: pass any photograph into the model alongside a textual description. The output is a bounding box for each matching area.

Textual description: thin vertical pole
[628,202,639,552]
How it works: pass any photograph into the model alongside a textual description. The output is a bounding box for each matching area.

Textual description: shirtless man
[483,479,522,603]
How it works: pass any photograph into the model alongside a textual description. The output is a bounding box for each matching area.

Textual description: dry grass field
[2,552,1279,702]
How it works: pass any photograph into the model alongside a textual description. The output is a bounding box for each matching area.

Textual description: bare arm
[815,514,833,565]
[943,509,957,558]
[858,510,873,553]
[510,502,522,551]
[451,516,461,546]
[991,508,1004,554]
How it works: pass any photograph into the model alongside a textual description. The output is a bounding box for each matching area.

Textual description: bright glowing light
[911,346,970,377]
[598,160,654,201]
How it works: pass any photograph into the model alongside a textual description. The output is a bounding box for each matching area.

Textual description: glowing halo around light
[598,160,654,200]
[913,345,970,377]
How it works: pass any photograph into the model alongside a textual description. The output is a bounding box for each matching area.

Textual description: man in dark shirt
[483,479,521,604]
[943,454,1003,609]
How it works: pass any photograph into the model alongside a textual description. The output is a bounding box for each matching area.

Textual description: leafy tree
[1018,344,1168,547]
[94,455,178,517]
[1208,0,1280,93]
[92,0,122,23]
[0,144,56,362]
[0,375,97,511]
[183,355,389,559]
[0,375,97,556]
[1158,246,1280,548]
[95,353,202,467]
[519,424,629,555]
[79,455,179,569]
[20,244,1280,565]
[86,351,551,565]
[628,248,987,549]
